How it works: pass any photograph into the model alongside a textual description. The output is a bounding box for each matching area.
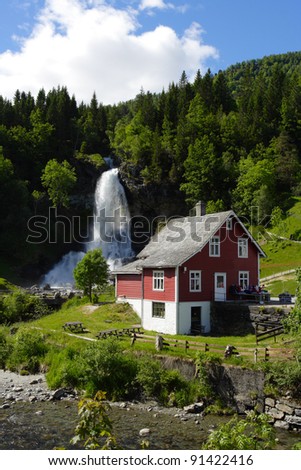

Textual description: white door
[214,273,227,301]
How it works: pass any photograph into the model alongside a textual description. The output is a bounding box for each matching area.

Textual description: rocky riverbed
[0,369,77,406]
[1,370,300,450]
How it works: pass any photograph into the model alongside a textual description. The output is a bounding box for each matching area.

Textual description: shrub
[136,355,195,406]
[262,360,301,397]
[46,346,85,389]
[0,330,12,368]
[1,290,49,324]
[201,411,276,450]
[7,328,48,373]
[80,339,138,399]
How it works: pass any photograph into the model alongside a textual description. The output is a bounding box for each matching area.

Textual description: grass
[263,275,297,296]
[260,240,301,278]
[21,296,291,364]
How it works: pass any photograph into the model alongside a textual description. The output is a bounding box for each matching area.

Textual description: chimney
[194,201,206,216]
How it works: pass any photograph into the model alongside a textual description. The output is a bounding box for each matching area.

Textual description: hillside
[0,51,300,283]
[259,196,301,294]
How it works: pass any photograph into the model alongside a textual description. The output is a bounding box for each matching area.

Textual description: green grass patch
[260,240,301,278]
[263,276,297,296]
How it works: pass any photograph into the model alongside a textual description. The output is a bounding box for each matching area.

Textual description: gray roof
[114,210,265,274]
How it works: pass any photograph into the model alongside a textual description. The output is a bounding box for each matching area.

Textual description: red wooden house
[114,208,266,335]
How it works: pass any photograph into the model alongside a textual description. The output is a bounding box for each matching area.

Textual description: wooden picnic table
[96,329,120,339]
[63,321,85,333]
[96,325,143,339]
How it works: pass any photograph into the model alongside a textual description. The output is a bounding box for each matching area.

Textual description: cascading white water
[89,168,133,267]
[41,167,133,287]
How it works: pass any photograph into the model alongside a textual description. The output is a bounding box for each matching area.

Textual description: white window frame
[209,236,220,257]
[239,271,249,290]
[190,271,202,292]
[238,238,248,258]
[152,302,165,318]
[153,270,164,291]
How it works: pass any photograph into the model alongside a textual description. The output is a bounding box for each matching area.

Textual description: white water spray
[41,167,133,287]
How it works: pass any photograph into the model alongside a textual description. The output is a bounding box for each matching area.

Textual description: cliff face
[118,162,189,254]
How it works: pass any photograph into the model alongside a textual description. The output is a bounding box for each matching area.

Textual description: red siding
[179,221,259,302]
[116,274,142,298]
[143,268,175,302]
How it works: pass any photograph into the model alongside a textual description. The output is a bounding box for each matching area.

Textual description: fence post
[155,335,164,351]
[185,340,189,353]
[254,348,258,363]
[265,347,269,361]
[205,343,209,352]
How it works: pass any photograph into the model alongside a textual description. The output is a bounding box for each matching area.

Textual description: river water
[0,399,300,450]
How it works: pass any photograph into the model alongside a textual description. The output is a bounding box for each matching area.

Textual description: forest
[0,50,301,281]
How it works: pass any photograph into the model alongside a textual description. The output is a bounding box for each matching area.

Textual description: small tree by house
[73,249,108,302]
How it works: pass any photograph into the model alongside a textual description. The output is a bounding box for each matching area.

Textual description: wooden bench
[63,321,85,333]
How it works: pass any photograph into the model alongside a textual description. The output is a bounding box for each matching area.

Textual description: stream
[1,399,301,450]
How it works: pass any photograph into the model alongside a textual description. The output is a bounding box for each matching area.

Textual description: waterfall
[41,167,133,287]
[88,168,133,267]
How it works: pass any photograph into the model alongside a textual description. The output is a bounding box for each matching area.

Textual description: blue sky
[0,0,300,104]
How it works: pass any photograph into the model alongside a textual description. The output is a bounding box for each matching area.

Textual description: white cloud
[139,0,170,10]
[0,0,218,104]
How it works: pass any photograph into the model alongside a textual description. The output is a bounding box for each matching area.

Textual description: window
[190,271,201,292]
[209,236,220,256]
[152,302,165,318]
[153,270,164,291]
[238,238,248,258]
[226,218,233,230]
[239,271,249,290]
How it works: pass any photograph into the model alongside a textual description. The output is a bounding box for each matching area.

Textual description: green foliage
[261,359,301,398]
[1,289,49,325]
[1,52,301,280]
[71,391,119,450]
[195,352,222,400]
[45,346,85,389]
[282,267,301,334]
[79,339,138,399]
[7,328,48,373]
[41,158,77,207]
[73,249,108,302]
[202,411,276,450]
[0,330,12,368]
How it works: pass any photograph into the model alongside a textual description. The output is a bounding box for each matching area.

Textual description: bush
[195,352,222,401]
[46,346,85,389]
[136,355,197,406]
[201,411,276,450]
[1,290,49,324]
[7,328,48,373]
[79,339,139,399]
[0,330,12,368]
[262,360,301,397]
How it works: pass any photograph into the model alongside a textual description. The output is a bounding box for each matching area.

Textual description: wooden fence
[130,333,294,363]
[255,322,285,344]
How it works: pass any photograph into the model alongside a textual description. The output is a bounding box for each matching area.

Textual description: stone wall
[208,365,301,430]
[265,396,301,430]
[211,302,293,336]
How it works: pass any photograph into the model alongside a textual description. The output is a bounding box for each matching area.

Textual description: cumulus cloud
[0,0,218,104]
[139,0,171,10]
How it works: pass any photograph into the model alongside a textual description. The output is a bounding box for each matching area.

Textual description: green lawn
[22,296,289,364]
